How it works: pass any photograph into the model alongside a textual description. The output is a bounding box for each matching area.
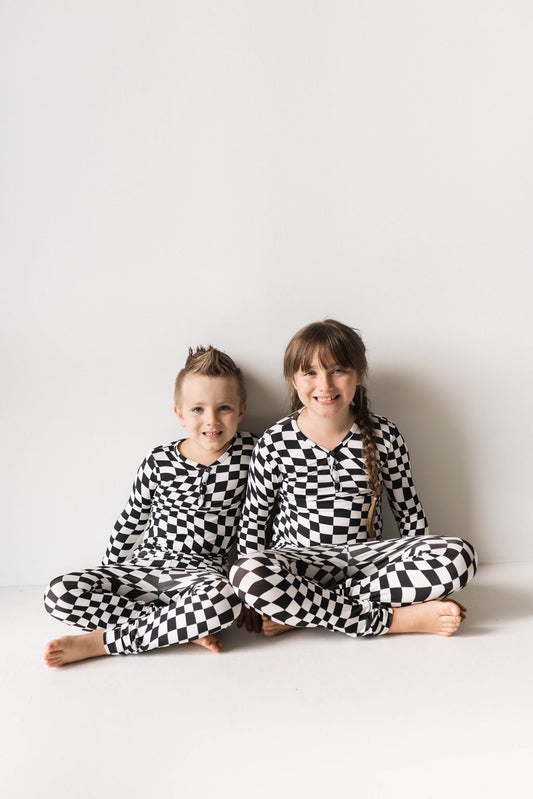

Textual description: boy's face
[175,375,246,462]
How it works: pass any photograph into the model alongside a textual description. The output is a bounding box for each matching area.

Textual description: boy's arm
[237,437,281,558]
[381,424,429,538]
[102,452,158,565]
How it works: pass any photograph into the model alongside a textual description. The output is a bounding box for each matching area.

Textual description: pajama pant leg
[230,535,478,638]
[44,565,242,655]
[345,536,478,607]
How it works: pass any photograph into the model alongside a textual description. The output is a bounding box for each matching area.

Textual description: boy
[44,346,257,666]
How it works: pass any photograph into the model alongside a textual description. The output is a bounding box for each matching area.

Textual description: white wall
[2,1,532,584]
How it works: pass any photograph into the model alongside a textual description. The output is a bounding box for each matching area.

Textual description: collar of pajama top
[173,436,235,508]
[287,412,369,498]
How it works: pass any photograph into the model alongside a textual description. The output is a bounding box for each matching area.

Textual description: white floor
[2,562,532,799]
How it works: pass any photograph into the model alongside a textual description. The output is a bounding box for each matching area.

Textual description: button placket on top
[197,466,210,507]
[327,451,340,491]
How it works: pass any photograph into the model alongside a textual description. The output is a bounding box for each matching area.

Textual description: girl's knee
[429,536,478,568]
[439,536,478,589]
[230,554,275,591]
[461,537,477,566]
[446,536,478,571]
[229,558,250,595]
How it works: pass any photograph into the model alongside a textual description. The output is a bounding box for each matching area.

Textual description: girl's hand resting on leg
[237,605,263,633]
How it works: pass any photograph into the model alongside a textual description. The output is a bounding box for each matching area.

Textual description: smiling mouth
[203,431,223,438]
[313,395,340,404]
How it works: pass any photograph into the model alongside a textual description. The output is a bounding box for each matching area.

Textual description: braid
[354,385,381,496]
[354,385,382,540]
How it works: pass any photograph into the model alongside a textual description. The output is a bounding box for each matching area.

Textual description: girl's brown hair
[174,346,246,406]
[284,319,382,515]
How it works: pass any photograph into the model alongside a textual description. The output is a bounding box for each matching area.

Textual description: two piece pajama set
[230,412,477,637]
[44,433,257,654]
[44,414,477,652]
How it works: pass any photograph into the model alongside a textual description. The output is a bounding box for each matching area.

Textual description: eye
[303,370,316,377]
[191,407,203,413]
[219,405,231,411]
[332,368,346,374]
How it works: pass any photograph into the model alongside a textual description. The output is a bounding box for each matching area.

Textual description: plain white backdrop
[2,1,532,585]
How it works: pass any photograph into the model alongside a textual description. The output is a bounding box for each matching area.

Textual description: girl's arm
[102,452,158,565]
[381,424,429,537]
[237,437,282,558]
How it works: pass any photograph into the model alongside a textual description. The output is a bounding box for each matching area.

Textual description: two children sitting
[44,322,477,667]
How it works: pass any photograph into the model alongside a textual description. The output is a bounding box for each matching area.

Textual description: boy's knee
[217,577,242,615]
[43,574,67,614]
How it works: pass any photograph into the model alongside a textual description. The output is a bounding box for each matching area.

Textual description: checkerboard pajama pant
[44,565,242,654]
[230,536,478,637]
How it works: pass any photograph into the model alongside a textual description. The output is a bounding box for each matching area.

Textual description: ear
[238,402,247,422]
[174,406,185,427]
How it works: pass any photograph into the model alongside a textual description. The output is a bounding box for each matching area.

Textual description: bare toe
[191,635,221,653]
[262,618,295,637]
[443,601,461,616]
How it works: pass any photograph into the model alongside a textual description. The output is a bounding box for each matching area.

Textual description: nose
[204,408,219,426]
[317,370,332,392]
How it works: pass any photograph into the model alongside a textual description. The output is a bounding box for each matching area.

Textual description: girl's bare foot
[44,629,107,667]
[191,634,222,653]
[262,617,295,637]
[388,600,466,636]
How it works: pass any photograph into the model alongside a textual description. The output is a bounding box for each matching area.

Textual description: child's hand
[237,605,263,633]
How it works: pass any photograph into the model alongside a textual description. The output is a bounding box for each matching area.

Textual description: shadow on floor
[458,577,533,627]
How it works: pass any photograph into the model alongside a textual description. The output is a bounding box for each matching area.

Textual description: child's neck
[296,408,355,451]
[178,438,231,467]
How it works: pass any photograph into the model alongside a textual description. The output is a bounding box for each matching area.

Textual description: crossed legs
[44,563,241,666]
[230,535,478,638]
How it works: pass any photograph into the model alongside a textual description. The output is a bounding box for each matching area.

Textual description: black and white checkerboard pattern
[103,432,257,567]
[44,433,256,653]
[237,413,428,557]
[230,535,478,637]
[44,564,241,653]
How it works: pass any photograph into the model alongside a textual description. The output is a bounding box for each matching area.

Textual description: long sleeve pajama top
[237,412,428,557]
[102,432,257,574]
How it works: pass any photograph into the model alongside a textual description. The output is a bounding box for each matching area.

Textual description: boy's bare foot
[388,600,466,636]
[44,629,107,667]
[262,617,295,637]
[191,634,222,653]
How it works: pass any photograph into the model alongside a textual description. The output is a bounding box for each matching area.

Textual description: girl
[231,320,477,638]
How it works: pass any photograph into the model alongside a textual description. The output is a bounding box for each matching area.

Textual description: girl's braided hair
[283,319,382,499]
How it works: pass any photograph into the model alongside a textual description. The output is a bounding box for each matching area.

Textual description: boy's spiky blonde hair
[174,346,246,406]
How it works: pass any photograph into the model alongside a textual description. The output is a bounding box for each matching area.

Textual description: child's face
[175,375,246,461]
[292,351,360,422]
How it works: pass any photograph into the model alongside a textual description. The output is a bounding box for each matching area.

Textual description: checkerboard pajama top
[237,412,428,557]
[104,432,258,573]
[231,413,477,636]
